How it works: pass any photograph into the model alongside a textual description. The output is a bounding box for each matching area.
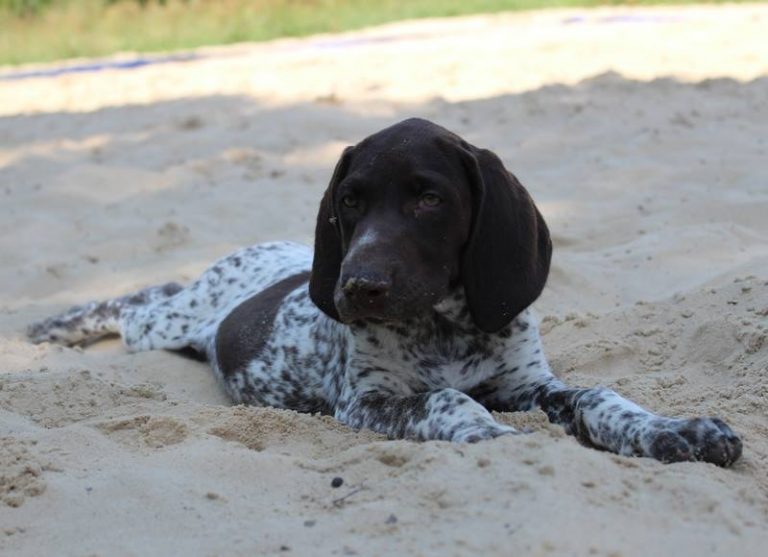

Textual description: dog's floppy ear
[460,146,552,333]
[309,146,355,321]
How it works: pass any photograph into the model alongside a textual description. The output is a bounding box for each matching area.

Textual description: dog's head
[309,118,551,333]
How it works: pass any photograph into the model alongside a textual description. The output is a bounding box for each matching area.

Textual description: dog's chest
[353,315,506,393]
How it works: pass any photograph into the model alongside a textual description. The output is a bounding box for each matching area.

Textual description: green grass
[0,0,757,66]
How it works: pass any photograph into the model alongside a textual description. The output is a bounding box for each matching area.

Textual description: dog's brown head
[309,118,551,333]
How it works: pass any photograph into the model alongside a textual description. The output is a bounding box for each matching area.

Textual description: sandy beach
[1,3,767,555]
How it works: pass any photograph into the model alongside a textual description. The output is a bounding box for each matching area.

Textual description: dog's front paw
[452,423,518,443]
[645,417,742,467]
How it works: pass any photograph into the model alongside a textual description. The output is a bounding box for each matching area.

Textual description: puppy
[28,118,742,466]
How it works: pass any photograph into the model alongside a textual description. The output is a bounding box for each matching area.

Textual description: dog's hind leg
[27,282,184,348]
[29,243,312,356]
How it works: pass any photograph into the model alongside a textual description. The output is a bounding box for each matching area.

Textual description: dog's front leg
[336,388,517,442]
[473,318,742,466]
[533,376,743,466]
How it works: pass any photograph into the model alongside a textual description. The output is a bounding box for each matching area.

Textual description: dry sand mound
[1,4,767,556]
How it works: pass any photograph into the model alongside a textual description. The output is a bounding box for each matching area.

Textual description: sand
[1,3,767,556]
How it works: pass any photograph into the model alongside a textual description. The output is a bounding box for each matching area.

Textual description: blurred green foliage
[0,0,183,15]
[0,0,53,16]
[104,0,189,6]
[0,1,758,66]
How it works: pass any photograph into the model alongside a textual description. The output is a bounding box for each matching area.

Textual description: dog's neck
[431,287,474,329]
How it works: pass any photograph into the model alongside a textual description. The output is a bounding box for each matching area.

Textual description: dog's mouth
[333,283,448,324]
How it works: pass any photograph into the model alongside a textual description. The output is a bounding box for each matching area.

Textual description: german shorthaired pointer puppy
[28,118,742,466]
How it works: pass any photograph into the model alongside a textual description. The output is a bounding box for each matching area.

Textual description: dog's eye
[420,193,442,207]
[341,195,359,208]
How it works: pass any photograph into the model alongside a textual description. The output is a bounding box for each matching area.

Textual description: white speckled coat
[29,241,743,457]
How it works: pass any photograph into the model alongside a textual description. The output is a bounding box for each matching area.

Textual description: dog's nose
[341,276,391,302]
